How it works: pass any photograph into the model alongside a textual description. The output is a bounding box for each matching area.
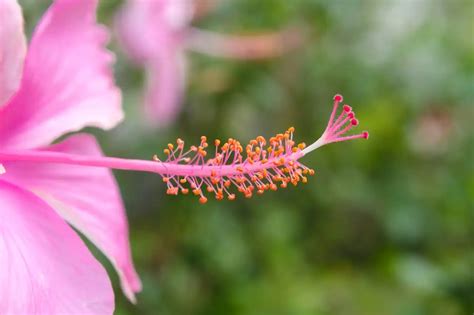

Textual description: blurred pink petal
[2,134,142,303]
[0,180,114,314]
[0,0,123,150]
[0,0,26,105]
[115,0,192,62]
[144,50,187,126]
[186,27,306,60]
[116,0,190,127]
[116,0,305,128]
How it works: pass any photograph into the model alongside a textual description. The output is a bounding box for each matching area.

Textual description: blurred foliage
[20,0,473,314]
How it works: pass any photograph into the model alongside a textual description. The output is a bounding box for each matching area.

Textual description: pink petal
[0,0,27,105]
[144,50,187,127]
[0,180,114,314]
[115,0,192,63]
[115,0,157,62]
[116,0,189,126]
[0,0,123,150]
[2,134,142,303]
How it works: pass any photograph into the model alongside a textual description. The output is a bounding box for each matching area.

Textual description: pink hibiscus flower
[115,0,305,128]
[0,0,140,313]
[0,0,367,312]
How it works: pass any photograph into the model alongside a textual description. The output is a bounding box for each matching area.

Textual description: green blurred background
[20,0,473,314]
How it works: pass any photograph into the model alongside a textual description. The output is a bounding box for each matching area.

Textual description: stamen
[0,95,368,204]
[155,127,314,203]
